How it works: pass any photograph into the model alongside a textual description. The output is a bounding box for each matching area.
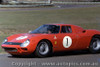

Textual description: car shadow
[7,50,100,58]
[53,50,90,57]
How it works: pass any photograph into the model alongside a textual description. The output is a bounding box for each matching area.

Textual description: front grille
[3,42,22,45]
[3,47,17,52]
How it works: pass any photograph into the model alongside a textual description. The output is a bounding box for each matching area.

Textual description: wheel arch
[37,39,53,52]
[38,39,53,47]
[89,34,100,47]
[92,34,100,39]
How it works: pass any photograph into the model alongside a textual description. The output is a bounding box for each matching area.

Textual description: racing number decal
[66,38,68,46]
[63,36,72,48]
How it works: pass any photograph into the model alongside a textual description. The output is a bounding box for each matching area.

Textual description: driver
[48,30,52,34]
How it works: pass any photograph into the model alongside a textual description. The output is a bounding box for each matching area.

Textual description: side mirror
[28,30,32,33]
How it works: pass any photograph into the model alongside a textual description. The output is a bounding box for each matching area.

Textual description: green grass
[0,7,100,52]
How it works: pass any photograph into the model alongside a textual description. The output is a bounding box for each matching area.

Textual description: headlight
[20,39,30,47]
[2,39,8,44]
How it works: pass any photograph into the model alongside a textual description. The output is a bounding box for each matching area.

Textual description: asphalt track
[0,4,100,67]
[0,51,100,67]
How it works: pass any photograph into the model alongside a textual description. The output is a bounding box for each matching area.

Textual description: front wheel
[35,41,52,58]
[89,38,100,53]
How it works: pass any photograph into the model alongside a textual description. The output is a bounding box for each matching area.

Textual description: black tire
[11,54,20,57]
[89,37,100,53]
[35,40,52,58]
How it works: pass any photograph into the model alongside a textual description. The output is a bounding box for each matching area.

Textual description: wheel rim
[39,42,49,55]
[92,39,100,50]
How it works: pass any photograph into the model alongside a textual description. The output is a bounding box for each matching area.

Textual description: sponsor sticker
[54,41,57,44]
[54,35,57,39]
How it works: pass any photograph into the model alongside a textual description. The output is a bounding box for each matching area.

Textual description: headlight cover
[2,39,8,44]
[20,39,30,47]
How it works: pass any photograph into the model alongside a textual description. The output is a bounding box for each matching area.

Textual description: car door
[56,25,78,51]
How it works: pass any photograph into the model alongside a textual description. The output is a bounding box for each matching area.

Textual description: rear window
[61,26,72,33]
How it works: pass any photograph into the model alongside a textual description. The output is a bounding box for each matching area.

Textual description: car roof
[45,24,73,26]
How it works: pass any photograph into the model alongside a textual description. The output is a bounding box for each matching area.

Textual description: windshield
[30,25,60,34]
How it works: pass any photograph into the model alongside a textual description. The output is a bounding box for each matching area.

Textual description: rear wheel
[35,40,52,58]
[89,38,100,53]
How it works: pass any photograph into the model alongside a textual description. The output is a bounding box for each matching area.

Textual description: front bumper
[1,44,32,55]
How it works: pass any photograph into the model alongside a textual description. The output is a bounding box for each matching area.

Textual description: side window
[61,26,72,33]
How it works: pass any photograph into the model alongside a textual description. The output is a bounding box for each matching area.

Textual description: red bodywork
[1,24,100,55]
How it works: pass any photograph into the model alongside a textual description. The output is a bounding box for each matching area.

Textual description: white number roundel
[63,36,72,48]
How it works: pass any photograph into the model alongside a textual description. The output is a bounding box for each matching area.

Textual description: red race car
[1,24,100,57]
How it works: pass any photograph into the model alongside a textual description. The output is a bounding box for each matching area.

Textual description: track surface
[0,51,100,67]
